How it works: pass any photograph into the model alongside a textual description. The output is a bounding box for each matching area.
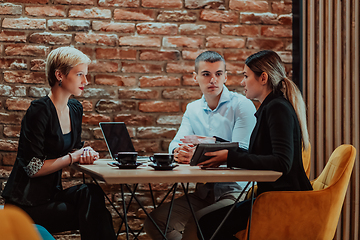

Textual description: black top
[2,96,84,206]
[227,92,312,195]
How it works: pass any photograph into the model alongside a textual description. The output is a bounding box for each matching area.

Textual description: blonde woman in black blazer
[196,50,313,240]
[2,47,116,240]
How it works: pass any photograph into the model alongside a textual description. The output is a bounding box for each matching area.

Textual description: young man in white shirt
[144,51,256,240]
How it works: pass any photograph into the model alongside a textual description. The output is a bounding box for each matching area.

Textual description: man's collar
[202,85,231,111]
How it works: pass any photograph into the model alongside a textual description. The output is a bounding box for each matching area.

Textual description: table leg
[149,183,157,209]
[121,184,130,240]
[164,183,178,236]
[247,181,255,240]
[125,184,169,240]
[117,184,139,238]
[180,182,205,240]
[208,181,252,240]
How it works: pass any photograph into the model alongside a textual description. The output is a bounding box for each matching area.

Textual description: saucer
[108,162,142,169]
[148,163,179,170]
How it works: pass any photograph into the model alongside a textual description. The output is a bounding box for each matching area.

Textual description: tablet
[190,142,239,166]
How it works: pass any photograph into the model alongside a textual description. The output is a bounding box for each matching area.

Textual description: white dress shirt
[168,86,257,200]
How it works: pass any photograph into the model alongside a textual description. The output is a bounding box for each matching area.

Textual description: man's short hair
[46,47,91,87]
[194,51,226,74]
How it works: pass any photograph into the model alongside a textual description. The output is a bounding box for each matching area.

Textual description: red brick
[229,0,269,12]
[30,59,44,71]
[0,58,27,70]
[185,0,225,9]
[96,48,136,60]
[156,115,182,125]
[82,113,111,125]
[4,71,46,84]
[162,88,201,99]
[240,12,277,24]
[247,38,284,50]
[278,14,292,25]
[139,76,181,87]
[0,84,26,97]
[182,75,198,86]
[54,0,95,4]
[119,36,161,47]
[2,18,46,30]
[166,62,193,73]
[3,125,20,138]
[0,112,23,124]
[98,0,139,7]
[137,127,177,139]
[5,97,32,111]
[163,36,203,48]
[277,51,292,63]
[179,24,220,35]
[48,19,90,31]
[200,10,238,23]
[132,139,160,153]
[75,33,117,46]
[181,101,190,112]
[139,50,180,61]
[118,89,159,99]
[223,49,255,61]
[95,100,136,113]
[222,25,259,36]
[137,23,178,35]
[5,44,49,56]
[261,26,292,37]
[114,114,154,126]
[139,101,180,113]
[142,0,182,9]
[69,7,111,19]
[226,75,243,86]
[0,30,26,43]
[226,62,244,74]
[92,21,135,33]
[157,10,197,22]
[114,9,155,21]
[29,32,72,45]
[85,140,108,152]
[122,63,162,74]
[272,1,292,14]
[2,152,17,165]
[25,6,66,17]
[75,46,94,59]
[206,36,245,48]
[81,100,93,112]
[89,61,118,73]
[0,139,18,152]
[0,3,22,15]
[95,74,137,86]
[5,0,47,3]
[182,49,208,60]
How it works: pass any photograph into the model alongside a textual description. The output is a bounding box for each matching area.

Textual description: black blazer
[227,92,312,195]
[2,96,83,206]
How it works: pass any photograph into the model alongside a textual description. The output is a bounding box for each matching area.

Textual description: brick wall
[0,0,292,239]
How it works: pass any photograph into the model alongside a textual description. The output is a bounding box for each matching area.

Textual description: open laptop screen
[99,122,135,159]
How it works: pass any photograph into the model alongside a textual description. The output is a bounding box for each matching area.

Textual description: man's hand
[174,144,196,164]
[197,149,228,168]
[180,135,215,145]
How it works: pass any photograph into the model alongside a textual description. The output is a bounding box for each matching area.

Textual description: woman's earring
[58,80,62,87]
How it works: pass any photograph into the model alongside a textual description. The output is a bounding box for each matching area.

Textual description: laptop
[99,122,135,161]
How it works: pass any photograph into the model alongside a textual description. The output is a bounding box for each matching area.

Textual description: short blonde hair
[46,47,91,87]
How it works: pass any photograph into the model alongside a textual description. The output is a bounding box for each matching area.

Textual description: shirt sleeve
[168,109,195,153]
[227,101,295,175]
[69,99,84,150]
[232,98,256,149]
[21,101,50,177]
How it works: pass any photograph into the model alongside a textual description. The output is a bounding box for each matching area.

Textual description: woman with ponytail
[195,50,313,240]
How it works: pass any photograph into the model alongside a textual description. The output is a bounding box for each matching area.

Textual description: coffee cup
[116,152,137,165]
[150,153,174,166]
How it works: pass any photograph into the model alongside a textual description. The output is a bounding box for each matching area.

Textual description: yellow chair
[0,205,42,240]
[245,143,312,200]
[236,144,356,240]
